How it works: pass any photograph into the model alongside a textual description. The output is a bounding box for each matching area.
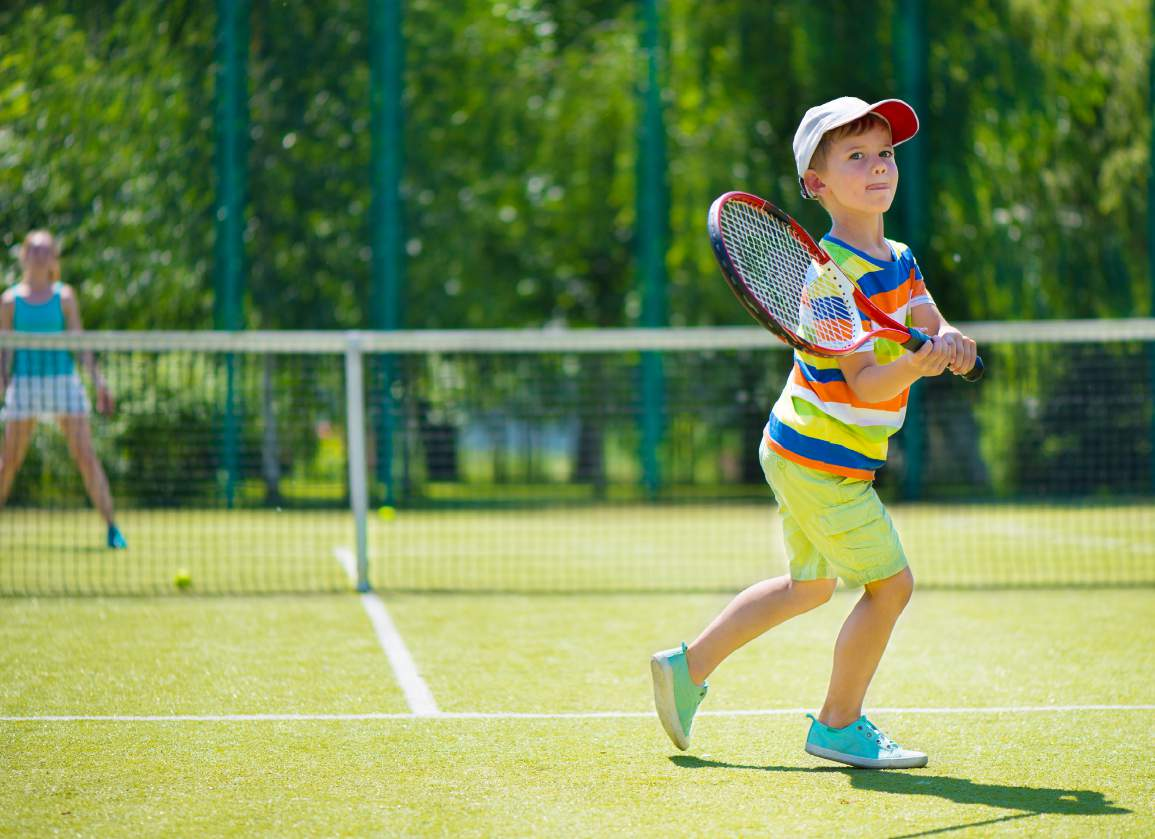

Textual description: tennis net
[1,322,1152,594]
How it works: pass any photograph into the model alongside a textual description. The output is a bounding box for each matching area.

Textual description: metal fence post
[345,333,371,592]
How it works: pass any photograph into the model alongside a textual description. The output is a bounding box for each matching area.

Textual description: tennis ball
[174,570,192,590]
[377,506,396,521]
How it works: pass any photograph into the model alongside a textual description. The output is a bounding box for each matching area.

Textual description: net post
[345,333,371,592]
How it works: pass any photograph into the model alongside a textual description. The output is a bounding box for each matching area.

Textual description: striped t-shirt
[765,236,933,481]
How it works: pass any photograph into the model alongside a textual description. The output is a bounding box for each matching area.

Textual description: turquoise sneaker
[650,643,708,750]
[804,714,927,769]
[107,524,127,550]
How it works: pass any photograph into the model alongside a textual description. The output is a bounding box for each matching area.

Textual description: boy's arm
[911,303,978,377]
[836,340,953,404]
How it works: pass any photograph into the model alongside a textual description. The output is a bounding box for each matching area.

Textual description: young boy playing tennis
[652,97,977,768]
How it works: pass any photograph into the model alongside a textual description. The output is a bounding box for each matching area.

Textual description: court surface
[3,587,1153,837]
[3,502,1153,594]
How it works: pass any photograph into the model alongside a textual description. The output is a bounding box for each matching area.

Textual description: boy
[651,97,977,769]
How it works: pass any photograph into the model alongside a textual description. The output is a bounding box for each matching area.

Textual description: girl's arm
[0,295,13,391]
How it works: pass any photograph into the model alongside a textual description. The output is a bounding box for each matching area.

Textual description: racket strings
[719,202,863,351]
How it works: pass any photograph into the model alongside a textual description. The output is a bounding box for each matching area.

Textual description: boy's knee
[791,578,836,610]
[868,567,914,611]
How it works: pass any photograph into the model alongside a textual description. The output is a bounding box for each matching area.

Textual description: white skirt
[1,373,91,421]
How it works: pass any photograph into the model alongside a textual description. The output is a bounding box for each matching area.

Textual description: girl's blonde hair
[20,230,61,283]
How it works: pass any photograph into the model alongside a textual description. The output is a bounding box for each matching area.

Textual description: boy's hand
[908,336,952,378]
[938,330,978,376]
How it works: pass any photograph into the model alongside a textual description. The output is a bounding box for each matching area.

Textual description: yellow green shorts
[759,438,907,588]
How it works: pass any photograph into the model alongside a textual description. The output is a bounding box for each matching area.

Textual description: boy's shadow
[671,755,1129,837]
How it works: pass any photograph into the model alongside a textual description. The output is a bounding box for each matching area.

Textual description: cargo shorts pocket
[817,491,889,558]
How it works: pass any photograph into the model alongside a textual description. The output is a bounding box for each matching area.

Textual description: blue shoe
[650,643,708,750]
[107,524,127,550]
[805,714,927,769]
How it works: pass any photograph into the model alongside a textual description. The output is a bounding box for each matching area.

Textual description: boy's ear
[802,169,826,199]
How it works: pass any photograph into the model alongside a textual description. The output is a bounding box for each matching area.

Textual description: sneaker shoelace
[861,719,898,751]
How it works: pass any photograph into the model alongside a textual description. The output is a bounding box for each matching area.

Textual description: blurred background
[1,0,1153,593]
[3,1,1149,329]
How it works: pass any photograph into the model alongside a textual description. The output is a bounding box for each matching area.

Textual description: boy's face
[807,122,897,215]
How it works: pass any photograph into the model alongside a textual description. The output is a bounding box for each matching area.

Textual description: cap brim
[869,99,919,146]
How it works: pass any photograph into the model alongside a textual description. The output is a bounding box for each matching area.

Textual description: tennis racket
[707,191,984,382]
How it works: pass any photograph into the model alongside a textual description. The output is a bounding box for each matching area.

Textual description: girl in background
[0,230,126,549]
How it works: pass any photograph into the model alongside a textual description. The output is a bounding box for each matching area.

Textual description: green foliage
[927,0,1150,319]
[3,1,1149,328]
[0,2,215,328]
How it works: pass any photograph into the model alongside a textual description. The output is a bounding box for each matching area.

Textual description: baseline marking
[334,547,439,717]
[4,705,1153,722]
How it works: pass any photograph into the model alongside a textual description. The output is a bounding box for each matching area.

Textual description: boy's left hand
[938,330,978,376]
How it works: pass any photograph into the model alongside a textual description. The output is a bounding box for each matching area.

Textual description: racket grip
[903,328,985,383]
[961,355,985,382]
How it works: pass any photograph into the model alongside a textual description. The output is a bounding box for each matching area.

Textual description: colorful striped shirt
[765,236,934,481]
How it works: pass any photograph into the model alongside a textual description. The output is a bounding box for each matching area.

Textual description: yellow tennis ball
[174,570,192,590]
[377,506,396,521]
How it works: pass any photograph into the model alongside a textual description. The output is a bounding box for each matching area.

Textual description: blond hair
[20,229,61,283]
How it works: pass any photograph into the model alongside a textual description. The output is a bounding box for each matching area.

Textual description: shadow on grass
[670,755,1129,837]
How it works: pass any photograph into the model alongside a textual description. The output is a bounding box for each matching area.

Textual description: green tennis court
[3,588,1152,837]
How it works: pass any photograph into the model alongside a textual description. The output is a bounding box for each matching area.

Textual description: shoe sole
[650,654,690,751]
[805,742,928,769]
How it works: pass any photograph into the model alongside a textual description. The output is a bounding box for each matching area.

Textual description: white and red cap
[793,97,919,198]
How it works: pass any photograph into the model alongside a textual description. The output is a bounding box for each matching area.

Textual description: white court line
[333,547,440,717]
[2,705,1153,723]
[334,546,357,581]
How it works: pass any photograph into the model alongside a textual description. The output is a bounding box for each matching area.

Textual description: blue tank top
[12,283,75,377]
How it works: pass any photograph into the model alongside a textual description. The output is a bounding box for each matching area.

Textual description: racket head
[708,190,987,381]
[708,191,893,356]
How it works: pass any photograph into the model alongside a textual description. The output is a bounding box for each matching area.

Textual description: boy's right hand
[908,337,952,378]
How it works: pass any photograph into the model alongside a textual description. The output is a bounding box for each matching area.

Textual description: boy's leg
[686,575,835,684]
[818,566,913,728]
[651,575,833,751]
[651,440,835,751]
[804,568,925,769]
